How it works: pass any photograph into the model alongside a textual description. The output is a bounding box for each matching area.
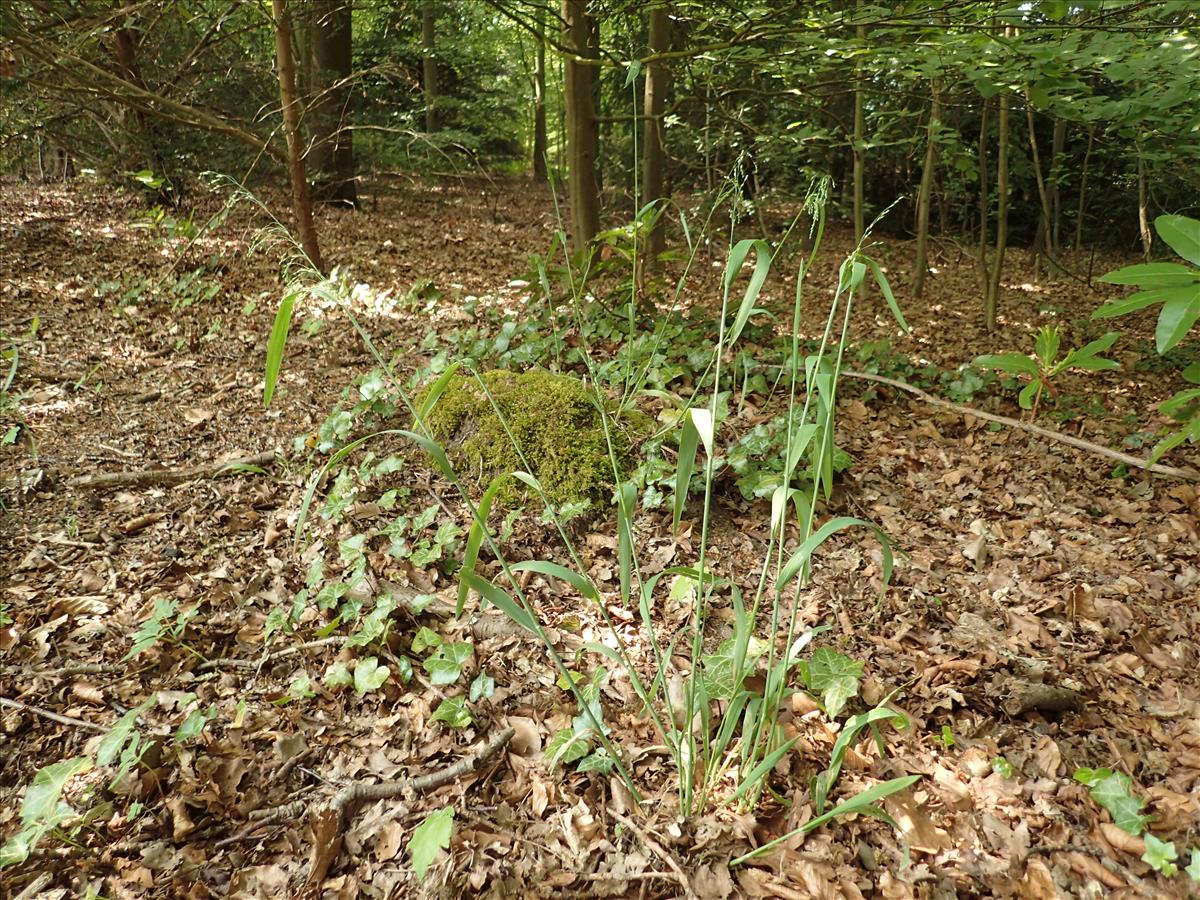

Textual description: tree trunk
[421,0,438,133]
[562,0,600,253]
[310,0,356,207]
[985,90,1009,332]
[1074,125,1093,251]
[532,5,548,181]
[1025,98,1053,277]
[852,0,866,243]
[1048,117,1065,253]
[641,5,670,262]
[1137,150,1152,260]
[911,85,940,299]
[978,95,989,294]
[272,0,325,274]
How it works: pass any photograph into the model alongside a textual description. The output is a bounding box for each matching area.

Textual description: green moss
[417,369,639,506]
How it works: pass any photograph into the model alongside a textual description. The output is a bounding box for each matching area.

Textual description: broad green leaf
[1018,379,1042,410]
[1156,214,1200,267]
[509,560,599,602]
[973,352,1039,377]
[776,516,893,595]
[414,360,466,423]
[469,671,495,702]
[324,661,353,688]
[97,706,143,767]
[730,774,920,866]
[673,411,701,531]
[457,475,505,617]
[1093,287,1175,319]
[804,648,863,718]
[408,806,454,882]
[21,757,92,825]
[174,706,216,742]
[1142,833,1178,876]
[431,696,473,728]
[1182,362,1200,384]
[1155,285,1200,353]
[1186,848,1200,882]
[353,657,390,694]
[1074,768,1150,835]
[726,240,773,348]
[1099,262,1197,287]
[461,572,537,635]
[690,407,715,457]
[264,290,299,407]
[424,642,473,686]
[865,257,910,333]
[1035,328,1061,368]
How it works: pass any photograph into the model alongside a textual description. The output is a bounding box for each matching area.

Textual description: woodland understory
[1,176,1199,900]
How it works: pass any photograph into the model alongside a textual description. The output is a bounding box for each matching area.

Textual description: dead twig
[67,451,281,490]
[0,696,109,733]
[329,726,515,830]
[607,808,697,899]
[844,371,1199,481]
[197,636,347,672]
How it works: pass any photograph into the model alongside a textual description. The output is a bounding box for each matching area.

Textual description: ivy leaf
[1074,768,1150,835]
[1142,833,1178,876]
[431,696,473,729]
[353,657,390,694]
[424,642,473,686]
[469,671,495,702]
[803,648,863,718]
[1185,848,1200,882]
[324,661,353,689]
[412,626,442,654]
[408,806,454,882]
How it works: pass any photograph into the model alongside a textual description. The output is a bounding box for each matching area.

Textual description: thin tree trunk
[852,0,866,242]
[562,0,600,252]
[1049,117,1065,253]
[978,95,990,294]
[421,0,438,133]
[310,0,356,206]
[912,85,940,298]
[1137,150,1152,259]
[1074,125,1093,251]
[986,90,1009,332]
[272,0,325,274]
[1025,97,1053,277]
[532,5,548,181]
[642,5,670,262]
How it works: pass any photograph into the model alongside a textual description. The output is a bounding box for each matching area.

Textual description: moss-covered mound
[418,369,637,506]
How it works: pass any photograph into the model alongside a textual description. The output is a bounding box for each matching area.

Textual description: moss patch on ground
[418,369,641,506]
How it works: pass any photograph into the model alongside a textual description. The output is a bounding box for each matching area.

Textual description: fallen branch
[0,697,109,733]
[68,451,281,490]
[607,809,696,898]
[844,371,1199,481]
[329,726,514,830]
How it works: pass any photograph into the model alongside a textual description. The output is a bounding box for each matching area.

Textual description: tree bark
[1137,149,1152,260]
[532,5,548,181]
[1074,125,1093,251]
[422,0,438,133]
[562,0,600,253]
[272,0,325,274]
[1025,98,1053,277]
[310,0,356,207]
[978,95,990,294]
[852,0,866,243]
[641,4,670,262]
[911,84,940,299]
[1048,117,1065,253]
[985,89,1009,332]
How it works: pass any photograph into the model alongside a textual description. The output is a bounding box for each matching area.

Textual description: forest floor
[1,176,1198,900]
